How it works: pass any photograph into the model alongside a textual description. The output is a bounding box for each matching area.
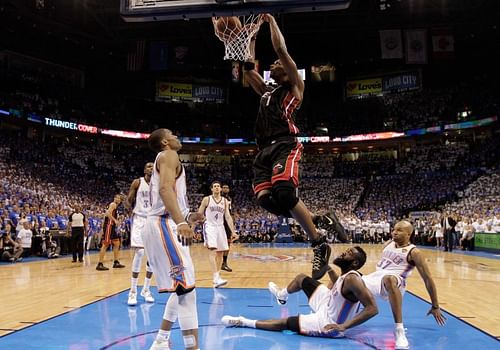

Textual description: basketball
[215,16,242,37]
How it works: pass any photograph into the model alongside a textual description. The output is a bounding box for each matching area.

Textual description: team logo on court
[233,252,295,262]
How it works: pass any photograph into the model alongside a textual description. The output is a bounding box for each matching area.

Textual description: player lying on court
[222,246,378,338]
[362,220,446,349]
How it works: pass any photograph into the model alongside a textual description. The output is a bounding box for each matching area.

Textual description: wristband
[243,61,255,71]
[177,222,189,228]
[431,305,439,310]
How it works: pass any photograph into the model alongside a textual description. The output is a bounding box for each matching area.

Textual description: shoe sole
[214,281,228,288]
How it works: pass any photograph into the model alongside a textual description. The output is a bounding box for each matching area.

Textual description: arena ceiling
[0,0,498,70]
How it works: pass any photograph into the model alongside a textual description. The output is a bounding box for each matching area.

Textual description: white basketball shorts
[203,224,229,251]
[362,270,406,300]
[130,214,146,248]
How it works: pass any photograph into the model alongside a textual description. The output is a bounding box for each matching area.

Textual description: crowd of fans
[1,124,498,263]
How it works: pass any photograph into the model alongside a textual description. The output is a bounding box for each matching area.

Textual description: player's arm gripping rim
[125,178,140,209]
[157,149,195,246]
[323,274,379,333]
[409,248,447,326]
[263,13,304,100]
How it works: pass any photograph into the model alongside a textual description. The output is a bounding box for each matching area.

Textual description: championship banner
[431,28,454,60]
[346,78,382,98]
[382,71,421,93]
[405,29,428,64]
[157,82,192,99]
[379,30,403,59]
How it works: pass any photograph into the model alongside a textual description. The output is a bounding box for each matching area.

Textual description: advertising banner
[346,78,382,97]
[193,85,225,101]
[157,82,193,99]
[382,71,421,93]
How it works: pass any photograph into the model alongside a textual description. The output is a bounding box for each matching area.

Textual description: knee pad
[273,181,299,211]
[256,192,287,217]
[132,248,145,273]
[163,294,178,323]
[177,290,198,331]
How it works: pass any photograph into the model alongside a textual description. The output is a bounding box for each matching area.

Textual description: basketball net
[212,15,264,61]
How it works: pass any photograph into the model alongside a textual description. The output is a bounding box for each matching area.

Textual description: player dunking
[143,128,204,350]
[96,194,125,271]
[362,220,446,349]
[243,13,347,279]
[198,181,237,288]
[125,162,155,306]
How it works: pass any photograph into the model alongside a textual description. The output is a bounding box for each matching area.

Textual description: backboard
[121,0,352,22]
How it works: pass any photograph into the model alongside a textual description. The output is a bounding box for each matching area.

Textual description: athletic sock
[395,323,404,330]
[241,317,257,328]
[144,277,151,291]
[156,329,171,342]
[131,277,138,292]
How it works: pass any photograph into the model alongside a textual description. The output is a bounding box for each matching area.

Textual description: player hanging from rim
[96,194,125,271]
[362,220,446,349]
[221,183,238,272]
[243,13,348,279]
[198,181,237,288]
[125,162,155,306]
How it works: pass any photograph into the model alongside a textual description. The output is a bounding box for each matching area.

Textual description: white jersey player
[198,181,236,288]
[221,246,378,338]
[142,129,204,350]
[362,220,446,350]
[125,163,155,306]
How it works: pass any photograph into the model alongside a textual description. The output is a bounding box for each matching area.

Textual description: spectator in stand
[17,220,33,257]
[1,223,23,262]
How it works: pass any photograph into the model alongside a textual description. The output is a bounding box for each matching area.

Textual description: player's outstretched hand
[177,223,195,246]
[187,212,205,225]
[323,323,345,334]
[262,13,275,23]
[427,307,447,326]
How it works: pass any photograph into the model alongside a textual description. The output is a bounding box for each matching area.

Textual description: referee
[68,205,87,263]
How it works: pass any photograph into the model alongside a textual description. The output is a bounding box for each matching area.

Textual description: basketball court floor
[1,243,499,349]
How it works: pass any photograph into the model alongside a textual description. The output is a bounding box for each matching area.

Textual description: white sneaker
[268,282,287,305]
[221,315,244,327]
[127,291,138,306]
[394,327,409,349]
[140,289,155,303]
[149,339,171,350]
[214,278,228,288]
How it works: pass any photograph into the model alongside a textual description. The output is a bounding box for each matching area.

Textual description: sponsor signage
[101,129,150,139]
[192,85,225,101]
[341,132,405,142]
[44,117,98,134]
[382,71,421,93]
[346,78,383,97]
[157,82,193,99]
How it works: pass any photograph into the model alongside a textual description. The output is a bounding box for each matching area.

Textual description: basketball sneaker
[221,263,233,272]
[268,282,288,305]
[394,327,409,350]
[221,315,245,327]
[149,339,171,350]
[311,243,331,280]
[128,291,138,306]
[113,260,125,268]
[140,289,155,303]
[214,277,228,288]
[96,263,109,271]
[315,213,348,243]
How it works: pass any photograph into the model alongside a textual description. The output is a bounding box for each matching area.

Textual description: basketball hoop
[212,14,264,61]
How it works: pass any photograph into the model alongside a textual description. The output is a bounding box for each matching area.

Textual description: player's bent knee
[273,182,299,211]
[177,290,198,331]
[382,275,399,291]
[256,192,285,216]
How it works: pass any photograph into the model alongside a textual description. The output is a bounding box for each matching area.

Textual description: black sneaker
[96,263,109,271]
[311,243,331,280]
[113,260,125,268]
[315,213,348,243]
[221,263,233,272]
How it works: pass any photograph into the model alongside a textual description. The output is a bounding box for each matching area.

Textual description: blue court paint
[0,288,497,349]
